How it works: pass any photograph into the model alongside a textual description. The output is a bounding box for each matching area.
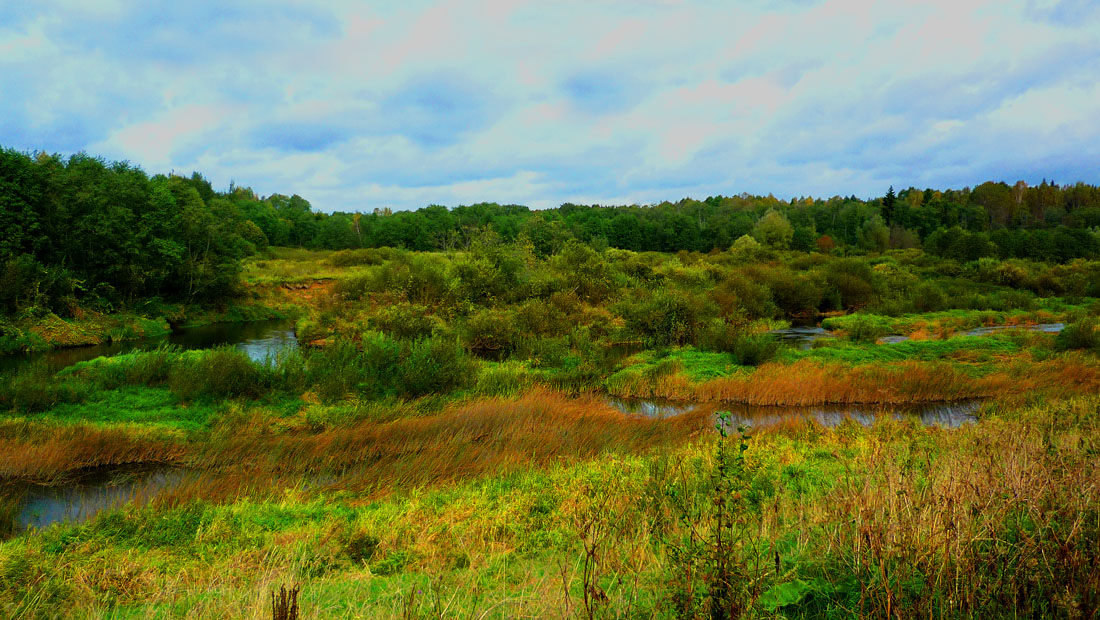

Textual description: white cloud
[1,0,1098,210]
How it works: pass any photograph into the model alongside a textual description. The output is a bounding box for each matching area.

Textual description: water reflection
[4,465,194,535]
[607,397,980,429]
[768,326,834,350]
[0,319,298,373]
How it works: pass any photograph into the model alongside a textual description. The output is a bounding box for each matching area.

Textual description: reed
[606,356,1100,405]
[0,421,185,484]
[191,389,707,496]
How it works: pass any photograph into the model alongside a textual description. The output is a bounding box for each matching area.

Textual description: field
[2,246,1100,619]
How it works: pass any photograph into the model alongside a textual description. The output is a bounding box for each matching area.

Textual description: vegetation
[2,148,1100,617]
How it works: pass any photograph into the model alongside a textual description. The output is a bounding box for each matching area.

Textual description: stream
[2,465,195,536]
[0,319,298,374]
[607,397,981,429]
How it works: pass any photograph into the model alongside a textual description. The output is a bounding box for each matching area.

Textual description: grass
[821,304,1087,340]
[2,395,1097,618]
[779,334,1023,366]
[23,386,220,432]
[4,249,1100,617]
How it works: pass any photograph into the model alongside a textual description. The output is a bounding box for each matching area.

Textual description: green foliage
[343,530,380,563]
[729,333,781,366]
[1055,318,1100,352]
[167,347,269,400]
[0,361,89,412]
[397,337,476,398]
[843,314,891,343]
[752,209,793,249]
[620,291,705,347]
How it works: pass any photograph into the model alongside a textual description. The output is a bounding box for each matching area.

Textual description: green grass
[20,386,221,433]
[779,335,1022,366]
[5,396,1097,618]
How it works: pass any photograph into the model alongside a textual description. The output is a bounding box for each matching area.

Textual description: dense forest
[3,146,1100,316]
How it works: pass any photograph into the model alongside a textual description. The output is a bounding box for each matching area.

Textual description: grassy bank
[3,247,1100,618]
[1,396,1097,618]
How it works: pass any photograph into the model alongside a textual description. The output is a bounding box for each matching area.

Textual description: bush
[0,362,89,412]
[397,337,477,398]
[368,304,438,341]
[730,333,780,366]
[620,291,706,347]
[86,346,178,389]
[344,530,380,563]
[327,248,392,267]
[167,347,267,400]
[709,274,775,319]
[462,309,520,355]
[1054,318,1100,352]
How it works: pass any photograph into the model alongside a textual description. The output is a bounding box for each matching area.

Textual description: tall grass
[190,389,706,496]
[0,420,186,483]
[607,356,1100,404]
[3,396,1097,618]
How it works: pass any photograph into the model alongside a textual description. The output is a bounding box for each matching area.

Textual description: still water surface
[0,319,298,374]
[607,397,981,429]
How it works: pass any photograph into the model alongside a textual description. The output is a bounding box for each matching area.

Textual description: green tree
[752,209,793,249]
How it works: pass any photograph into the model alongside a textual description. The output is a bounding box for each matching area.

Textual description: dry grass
[172,389,709,502]
[0,421,186,484]
[607,357,1100,405]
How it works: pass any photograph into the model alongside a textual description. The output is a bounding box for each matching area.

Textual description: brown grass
[190,389,709,499]
[0,421,186,483]
[606,357,1100,405]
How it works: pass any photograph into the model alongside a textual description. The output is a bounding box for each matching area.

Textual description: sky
[1,0,1098,212]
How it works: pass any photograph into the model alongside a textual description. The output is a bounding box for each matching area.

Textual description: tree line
[2,146,1099,315]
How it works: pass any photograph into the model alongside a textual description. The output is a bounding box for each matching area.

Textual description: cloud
[1,0,1098,211]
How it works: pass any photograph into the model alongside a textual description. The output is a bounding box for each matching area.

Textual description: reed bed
[0,421,186,484]
[191,389,708,498]
[606,356,1100,405]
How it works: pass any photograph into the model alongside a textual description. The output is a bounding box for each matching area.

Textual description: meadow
[2,244,1100,619]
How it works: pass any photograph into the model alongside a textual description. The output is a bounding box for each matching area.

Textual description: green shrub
[344,530,380,563]
[397,337,476,398]
[0,362,88,412]
[462,308,520,355]
[1054,318,1100,352]
[168,347,267,400]
[620,291,706,347]
[327,248,391,267]
[730,333,780,366]
[368,304,438,341]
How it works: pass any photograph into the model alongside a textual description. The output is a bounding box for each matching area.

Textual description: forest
[1,147,1099,619]
[3,147,1100,320]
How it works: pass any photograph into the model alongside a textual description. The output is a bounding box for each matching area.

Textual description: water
[0,319,298,374]
[878,323,1065,344]
[768,326,834,350]
[962,322,1064,337]
[3,465,193,535]
[606,397,695,417]
[607,397,980,429]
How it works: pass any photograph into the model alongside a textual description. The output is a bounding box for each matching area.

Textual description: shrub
[1054,318,1100,352]
[710,274,775,319]
[730,333,780,366]
[0,362,89,412]
[768,275,823,316]
[397,337,477,398]
[167,347,267,400]
[461,309,520,356]
[368,304,438,341]
[620,291,706,347]
[344,530,380,563]
[327,248,392,267]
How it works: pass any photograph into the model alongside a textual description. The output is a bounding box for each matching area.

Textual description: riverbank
[1,394,1096,618]
[0,303,298,356]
